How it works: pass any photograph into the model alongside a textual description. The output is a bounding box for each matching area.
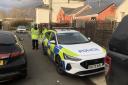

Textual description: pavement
[3,33,106,85]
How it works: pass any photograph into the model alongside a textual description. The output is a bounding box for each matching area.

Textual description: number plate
[0,60,3,66]
[88,63,103,69]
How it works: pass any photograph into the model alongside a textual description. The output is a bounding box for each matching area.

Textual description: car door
[43,31,51,47]
[43,31,51,55]
[48,32,57,60]
[106,50,128,85]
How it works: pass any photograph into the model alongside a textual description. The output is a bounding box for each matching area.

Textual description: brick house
[57,5,91,24]
[36,0,84,24]
[57,7,74,23]
[57,0,124,28]
[79,0,118,21]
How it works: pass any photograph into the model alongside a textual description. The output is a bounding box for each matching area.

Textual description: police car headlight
[64,53,81,61]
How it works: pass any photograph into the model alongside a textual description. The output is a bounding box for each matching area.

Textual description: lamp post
[49,0,53,29]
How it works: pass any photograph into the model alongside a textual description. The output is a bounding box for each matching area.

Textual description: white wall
[116,0,128,22]
[36,8,49,24]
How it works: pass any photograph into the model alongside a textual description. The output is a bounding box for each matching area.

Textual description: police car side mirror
[88,37,91,41]
[50,40,55,44]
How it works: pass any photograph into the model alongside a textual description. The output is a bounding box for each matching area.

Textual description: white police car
[42,29,106,76]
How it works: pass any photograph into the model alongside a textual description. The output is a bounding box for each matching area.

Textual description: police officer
[41,24,48,38]
[31,24,39,50]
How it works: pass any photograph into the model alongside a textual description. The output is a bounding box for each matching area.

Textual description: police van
[42,29,106,76]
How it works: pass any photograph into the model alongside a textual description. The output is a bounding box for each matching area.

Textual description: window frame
[49,32,57,45]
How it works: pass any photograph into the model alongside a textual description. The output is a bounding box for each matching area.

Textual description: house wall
[73,4,116,28]
[57,9,65,23]
[53,1,84,22]
[36,8,49,24]
[116,0,128,22]
[97,4,116,21]
[64,15,72,23]
[57,9,72,23]
[36,0,84,24]
[75,15,97,28]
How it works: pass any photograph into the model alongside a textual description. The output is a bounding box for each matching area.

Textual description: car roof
[0,31,16,44]
[55,29,78,34]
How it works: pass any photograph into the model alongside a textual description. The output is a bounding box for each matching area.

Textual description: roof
[0,31,16,44]
[80,3,115,16]
[36,4,49,9]
[61,5,88,15]
[61,7,75,15]
[70,6,85,14]
[86,0,123,7]
[42,4,49,9]
[82,0,124,15]
[55,29,78,34]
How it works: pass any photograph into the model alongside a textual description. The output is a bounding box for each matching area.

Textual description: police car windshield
[57,32,89,45]
[18,26,26,29]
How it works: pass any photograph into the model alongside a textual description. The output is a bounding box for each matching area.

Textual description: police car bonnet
[109,15,128,55]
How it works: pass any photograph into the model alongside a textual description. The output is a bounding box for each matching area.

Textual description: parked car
[42,29,106,76]
[16,26,27,33]
[0,31,27,82]
[105,15,128,85]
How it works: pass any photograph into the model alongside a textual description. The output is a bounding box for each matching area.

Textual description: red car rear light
[104,55,112,75]
[10,51,24,58]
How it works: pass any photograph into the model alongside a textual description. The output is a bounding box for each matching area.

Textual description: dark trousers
[32,39,38,49]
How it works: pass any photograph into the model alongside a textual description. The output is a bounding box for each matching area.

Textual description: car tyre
[56,56,65,75]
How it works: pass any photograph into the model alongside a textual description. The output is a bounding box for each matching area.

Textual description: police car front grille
[80,58,104,69]
[75,67,104,76]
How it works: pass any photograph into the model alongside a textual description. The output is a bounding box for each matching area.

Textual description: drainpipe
[49,0,53,29]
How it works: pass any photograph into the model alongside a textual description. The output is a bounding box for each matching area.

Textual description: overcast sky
[0,0,43,10]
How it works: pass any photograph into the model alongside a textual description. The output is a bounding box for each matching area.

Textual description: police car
[42,29,106,76]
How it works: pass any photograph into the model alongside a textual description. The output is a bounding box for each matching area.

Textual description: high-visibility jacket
[31,28,39,40]
[40,28,48,39]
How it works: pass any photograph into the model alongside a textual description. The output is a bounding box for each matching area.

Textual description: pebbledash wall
[115,0,128,22]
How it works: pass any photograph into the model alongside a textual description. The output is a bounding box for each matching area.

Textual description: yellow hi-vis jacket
[31,28,39,40]
[40,28,48,38]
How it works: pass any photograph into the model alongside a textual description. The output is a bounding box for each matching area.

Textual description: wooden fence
[40,21,115,48]
[75,21,115,48]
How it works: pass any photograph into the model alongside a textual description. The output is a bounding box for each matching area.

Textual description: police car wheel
[42,44,47,55]
[56,56,65,75]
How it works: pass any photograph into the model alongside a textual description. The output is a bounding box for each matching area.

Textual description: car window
[0,44,21,54]
[49,32,56,41]
[45,32,51,39]
[0,33,16,45]
[18,26,26,29]
[57,32,89,45]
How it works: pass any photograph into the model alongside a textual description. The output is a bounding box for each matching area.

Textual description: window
[50,32,56,41]
[91,17,96,20]
[57,32,89,44]
[49,32,57,45]
[45,32,51,39]
[0,44,21,54]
